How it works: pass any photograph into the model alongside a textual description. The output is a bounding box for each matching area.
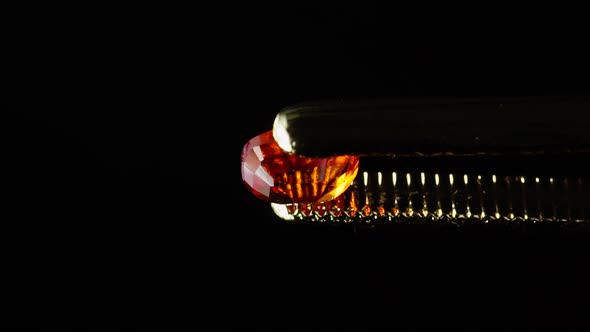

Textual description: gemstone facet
[241,130,359,204]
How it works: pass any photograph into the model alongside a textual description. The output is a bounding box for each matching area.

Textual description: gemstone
[241,130,359,204]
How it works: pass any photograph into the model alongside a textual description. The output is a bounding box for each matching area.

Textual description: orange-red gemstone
[241,130,359,204]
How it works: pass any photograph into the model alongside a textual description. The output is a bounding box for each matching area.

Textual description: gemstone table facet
[241,130,359,204]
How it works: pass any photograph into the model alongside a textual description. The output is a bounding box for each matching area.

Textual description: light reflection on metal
[464,174,472,218]
[405,173,414,217]
[272,113,293,153]
[271,172,589,224]
[271,203,295,220]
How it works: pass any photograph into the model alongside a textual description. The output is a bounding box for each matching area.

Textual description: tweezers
[246,96,590,223]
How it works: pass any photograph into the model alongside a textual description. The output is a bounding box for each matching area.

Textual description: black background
[4,2,590,328]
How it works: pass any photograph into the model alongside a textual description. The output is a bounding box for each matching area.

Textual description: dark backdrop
[4,2,590,328]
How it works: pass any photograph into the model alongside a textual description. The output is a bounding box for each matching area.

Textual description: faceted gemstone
[241,130,359,204]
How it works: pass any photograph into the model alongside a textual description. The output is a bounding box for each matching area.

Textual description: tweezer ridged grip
[276,96,590,157]
[284,171,590,224]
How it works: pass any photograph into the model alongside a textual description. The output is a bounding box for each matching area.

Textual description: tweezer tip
[272,112,294,153]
